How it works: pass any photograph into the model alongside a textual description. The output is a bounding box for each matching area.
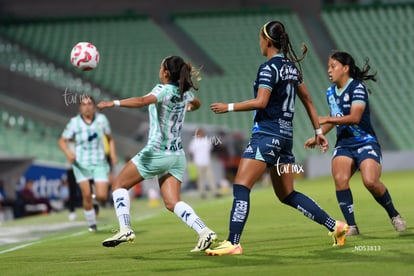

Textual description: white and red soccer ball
[70,42,99,71]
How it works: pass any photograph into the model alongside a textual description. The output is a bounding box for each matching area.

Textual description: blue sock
[336,189,356,226]
[282,191,336,232]
[374,189,399,218]
[227,184,250,245]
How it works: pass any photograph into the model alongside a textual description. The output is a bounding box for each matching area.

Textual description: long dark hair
[330,51,377,93]
[262,21,307,74]
[163,56,199,100]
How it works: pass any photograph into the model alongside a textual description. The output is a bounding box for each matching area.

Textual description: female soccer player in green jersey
[97,56,217,252]
[59,95,117,232]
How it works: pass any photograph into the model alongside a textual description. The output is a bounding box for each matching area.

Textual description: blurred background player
[305,51,406,235]
[97,56,217,252]
[58,95,117,232]
[188,128,220,198]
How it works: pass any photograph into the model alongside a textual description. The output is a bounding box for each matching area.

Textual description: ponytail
[330,51,377,93]
[163,56,199,100]
[262,21,307,77]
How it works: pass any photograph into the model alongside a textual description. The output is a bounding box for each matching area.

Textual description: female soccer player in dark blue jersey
[205,21,348,256]
[305,51,406,236]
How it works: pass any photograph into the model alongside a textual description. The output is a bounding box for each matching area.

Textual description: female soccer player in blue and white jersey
[205,21,348,256]
[97,56,217,252]
[58,95,117,232]
[305,51,406,235]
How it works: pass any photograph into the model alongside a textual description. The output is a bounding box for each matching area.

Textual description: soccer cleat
[102,227,135,247]
[205,240,243,256]
[88,224,97,232]
[329,221,349,246]
[346,225,360,236]
[68,212,77,221]
[191,227,217,252]
[391,215,406,232]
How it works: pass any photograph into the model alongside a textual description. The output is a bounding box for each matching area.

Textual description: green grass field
[1,170,413,275]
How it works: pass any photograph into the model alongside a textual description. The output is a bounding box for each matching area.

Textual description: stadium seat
[0,106,66,163]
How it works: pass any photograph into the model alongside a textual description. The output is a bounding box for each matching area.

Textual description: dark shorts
[332,142,382,168]
[242,133,295,167]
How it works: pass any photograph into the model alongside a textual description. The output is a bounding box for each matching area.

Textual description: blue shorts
[131,149,186,182]
[242,133,295,167]
[332,142,382,168]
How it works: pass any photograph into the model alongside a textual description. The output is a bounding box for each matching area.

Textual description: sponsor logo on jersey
[259,78,271,82]
[344,93,349,102]
[87,132,98,142]
[279,64,300,81]
[354,89,366,95]
[259,71,272,77]
[353,94,366,100]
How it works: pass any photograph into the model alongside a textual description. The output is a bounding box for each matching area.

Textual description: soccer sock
[282,190,336,232]
[173,201,206,235]
[227,184,250,245]
[84,208,96,227]
[374,189,399,218]
[336,189,356,225]
[112,188,131,229]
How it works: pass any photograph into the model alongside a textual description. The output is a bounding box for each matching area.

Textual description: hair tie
[263,22,277,43]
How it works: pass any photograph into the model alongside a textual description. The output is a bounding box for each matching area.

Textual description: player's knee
[362,176,379,192]
[95,194,107,202]
[333,174,350,189]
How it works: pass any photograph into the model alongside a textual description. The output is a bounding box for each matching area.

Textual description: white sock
[113,188,131,229]
[173,201,206,235]
[84,209,96,227]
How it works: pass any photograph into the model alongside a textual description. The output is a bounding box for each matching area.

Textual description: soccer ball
[70,42,99,71]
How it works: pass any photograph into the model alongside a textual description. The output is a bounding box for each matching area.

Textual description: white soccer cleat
[102,227,135,247]
[346,225,360,236]
[68,212,77,221]
[391,215,406,232]
[191,227,217,252]
[88,224,97,232]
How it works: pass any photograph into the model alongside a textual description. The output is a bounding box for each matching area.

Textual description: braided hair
[262,21,308,74]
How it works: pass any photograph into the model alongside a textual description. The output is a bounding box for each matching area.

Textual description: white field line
[0,213,159,255]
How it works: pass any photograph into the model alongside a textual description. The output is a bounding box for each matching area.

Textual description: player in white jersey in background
[97,56,217,252]
[58,95,117,232]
